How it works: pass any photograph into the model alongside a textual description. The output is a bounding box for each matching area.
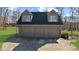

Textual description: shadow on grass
[5,34,58,51]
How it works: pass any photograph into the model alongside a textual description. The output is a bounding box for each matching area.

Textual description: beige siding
[18,25,61,38]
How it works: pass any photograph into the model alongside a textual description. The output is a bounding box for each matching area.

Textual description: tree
[56,7,64,18]
[0,8,4,25]
[2,7,9,30]
[69,7,76,37]
[73,7,79,31]
[11,9,21,34]
[55,7,64,37]
[12,9,20,24]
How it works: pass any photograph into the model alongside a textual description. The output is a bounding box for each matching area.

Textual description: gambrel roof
[17,9,63,25]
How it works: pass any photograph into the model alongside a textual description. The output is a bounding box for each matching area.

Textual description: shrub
[61,32,69,39]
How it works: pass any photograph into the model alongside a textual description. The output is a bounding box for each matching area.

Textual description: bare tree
[0,8,4,25]
[11,9,21,34]
[2,7,9,30]
[69,7,76,37]
[12,11,17,24]
[12,9,20,24]
[73,7,79,31]
[55,7,64,37]
[56,7,64,18]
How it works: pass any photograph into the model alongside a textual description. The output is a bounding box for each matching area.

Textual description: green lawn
[0,27,17,47]
[72,39,79,49]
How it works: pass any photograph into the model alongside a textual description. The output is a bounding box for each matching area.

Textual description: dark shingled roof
[17,12,63,25]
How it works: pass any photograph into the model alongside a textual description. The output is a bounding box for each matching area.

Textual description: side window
[48,15,58,22]
[22,15,32,22]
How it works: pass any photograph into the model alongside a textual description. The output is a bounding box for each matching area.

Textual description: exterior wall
[18,25,61,38]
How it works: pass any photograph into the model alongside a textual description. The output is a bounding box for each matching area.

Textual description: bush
[61,32,69,39]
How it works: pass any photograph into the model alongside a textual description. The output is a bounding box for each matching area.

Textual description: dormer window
[48,15,58,22]
[22,15,33,22]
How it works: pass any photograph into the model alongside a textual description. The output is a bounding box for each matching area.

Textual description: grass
[72,39,79,49]
[0,27,17,47]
